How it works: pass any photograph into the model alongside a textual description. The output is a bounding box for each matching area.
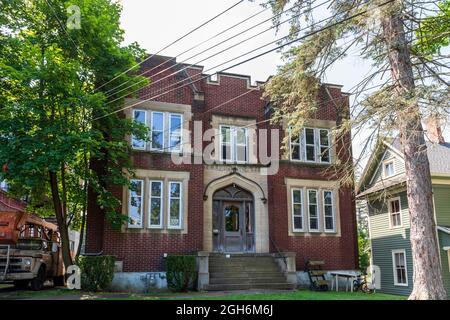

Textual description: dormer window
[383,160,395,178]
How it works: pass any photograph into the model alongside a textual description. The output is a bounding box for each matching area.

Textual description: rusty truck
[0,211,65,290]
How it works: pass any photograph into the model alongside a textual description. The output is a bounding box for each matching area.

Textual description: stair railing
[270,237,287,269]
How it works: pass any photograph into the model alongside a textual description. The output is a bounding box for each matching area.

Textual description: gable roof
[357,137,450,198]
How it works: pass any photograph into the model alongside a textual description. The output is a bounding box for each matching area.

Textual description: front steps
[204,254,296,291]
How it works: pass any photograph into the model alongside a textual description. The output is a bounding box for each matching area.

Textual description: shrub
[166,255,197,292]
[77,255,116,291]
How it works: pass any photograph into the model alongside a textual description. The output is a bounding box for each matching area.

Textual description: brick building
[85,55,358,291]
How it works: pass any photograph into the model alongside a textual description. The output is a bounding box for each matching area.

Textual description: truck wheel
[13,280,29,290]
[53,275,65,287]
[30,266,46,291]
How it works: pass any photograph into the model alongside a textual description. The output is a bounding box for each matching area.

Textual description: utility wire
[104,0,334,106]
[94,0,396,121]
[104,4,272,96]
[94,0,244,92]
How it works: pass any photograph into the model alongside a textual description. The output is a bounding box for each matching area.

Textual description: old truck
[0,211,65,290]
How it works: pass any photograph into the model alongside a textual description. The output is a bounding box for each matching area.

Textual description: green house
[357,138,450,296]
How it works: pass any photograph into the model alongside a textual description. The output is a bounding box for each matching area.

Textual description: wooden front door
[223,201,244,252]
[212,184,255,253]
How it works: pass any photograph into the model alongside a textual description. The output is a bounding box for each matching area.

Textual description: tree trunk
[382,12,447,300]
[49,171,73,268]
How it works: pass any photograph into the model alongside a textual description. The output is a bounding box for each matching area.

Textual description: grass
[0,285,405,300]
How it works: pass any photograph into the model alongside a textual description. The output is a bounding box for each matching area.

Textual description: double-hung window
[392,250,408,286]
[168,182,182,229]
[169,114,183,152]
[128,179,143,228]
[149,181,163,228]
[219,125,248,163]
[151,112,164,150]
[132,110,147,150]
[291,189,304,231]
[323,190,335,232]
[383,160,395,177]
[308,189,319,231]
[389,198,402,228]
[290,128,331,163]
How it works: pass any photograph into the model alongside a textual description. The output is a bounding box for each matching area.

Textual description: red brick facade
[85,55,358,272]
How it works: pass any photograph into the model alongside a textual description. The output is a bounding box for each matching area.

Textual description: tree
[0,0,148,267]
[262,0,449,299]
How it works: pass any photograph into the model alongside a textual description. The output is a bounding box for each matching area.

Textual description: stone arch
[203,173,269,253]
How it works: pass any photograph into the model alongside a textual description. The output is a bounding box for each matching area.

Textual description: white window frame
[128,179,144,228]
[220,125,233,163]
[219,125,248,164]
[148,180,163,229]
[235,127,248,164]
[392,249,409,286]
[304,128,317,163]
[383,159,395,178]
[291,188,304,232]
[150,111,165,151]
[289,127,302,161]
[318,129,331,164]
[169,113,183,153]
[132,109,147,150]
[307,189,320,232]
[168,181,183,229]
[323,190,336,232]
[388,197,402,228]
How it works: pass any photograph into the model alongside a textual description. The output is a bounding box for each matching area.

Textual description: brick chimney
[426,116,445,144]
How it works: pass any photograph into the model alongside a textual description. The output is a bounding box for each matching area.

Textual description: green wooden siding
[368,149,405,188]
[368,191,412,295]
[438,232,450,295]
[434,184,450,226]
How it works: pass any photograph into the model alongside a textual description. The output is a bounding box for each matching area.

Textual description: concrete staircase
[204,254,296,291]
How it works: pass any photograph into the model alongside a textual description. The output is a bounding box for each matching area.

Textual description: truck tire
[13,280,29,290]
[53,275,65,287]
[30,266,46,291]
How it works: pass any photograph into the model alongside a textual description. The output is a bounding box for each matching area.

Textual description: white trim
[443,246,450,251]
[150,111,165,151]
[291,188,304,232]
[148,180,163,229]
[219,125,233,163]
[167,181,183,229]
[382,159,395,178]
[318,129,331,164]
[388,196,403,229]
[323,190,336,233]
[128,179,144,228]
[219,125,249,164]
[169,113,183,153]
[304,128,317,163]
[392,249,409,286]
[235,127,248,164]
[437,226,450,235]
[307,189,320,232]
[132,109,147,150]
[289,127,302,161]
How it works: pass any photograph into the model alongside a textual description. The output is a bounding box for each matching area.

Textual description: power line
[94,0,396,121]
[94,0,245,92]
[104,4,272,96]
[104,0,334,106]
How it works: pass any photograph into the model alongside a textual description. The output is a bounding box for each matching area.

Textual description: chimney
[426,116,445,144]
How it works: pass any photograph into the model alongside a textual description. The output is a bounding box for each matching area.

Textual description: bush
[166,255,197,292]
[77,255,116,291]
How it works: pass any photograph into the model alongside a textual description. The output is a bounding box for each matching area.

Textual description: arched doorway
[212,184,255,253]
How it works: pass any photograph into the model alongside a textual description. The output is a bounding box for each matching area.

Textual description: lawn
[0,285,405,300]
